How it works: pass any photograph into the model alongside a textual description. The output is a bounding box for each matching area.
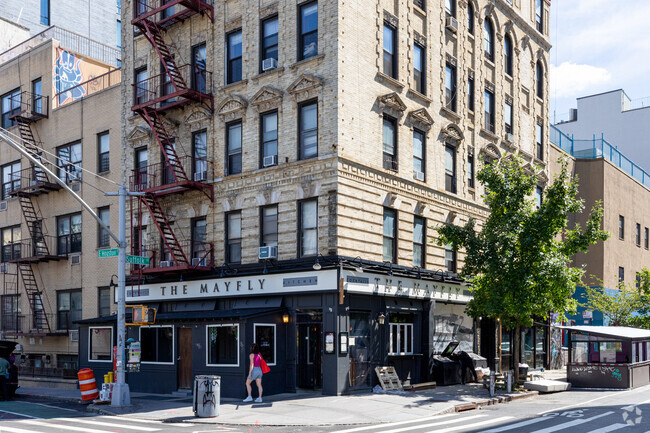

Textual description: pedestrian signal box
[126,305,157,326]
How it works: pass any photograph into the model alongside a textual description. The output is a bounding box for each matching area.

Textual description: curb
[17,392,83,404]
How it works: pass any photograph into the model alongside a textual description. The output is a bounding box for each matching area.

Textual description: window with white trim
[254,324,276,365]
[389,314,413,355]
[207,324,239,366]
[89,326,112,361]
[140,326,174,364]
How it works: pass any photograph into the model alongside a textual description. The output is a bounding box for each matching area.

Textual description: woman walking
[243,343,263,402]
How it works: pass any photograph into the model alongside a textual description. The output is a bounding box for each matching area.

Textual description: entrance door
[177,328,193,389]
[349,311,371,390]
[297,322,322,389]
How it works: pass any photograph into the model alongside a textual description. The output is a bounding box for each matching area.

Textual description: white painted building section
[554,89,650,171]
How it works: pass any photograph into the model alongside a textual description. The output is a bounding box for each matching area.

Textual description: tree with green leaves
[437,156,609,333]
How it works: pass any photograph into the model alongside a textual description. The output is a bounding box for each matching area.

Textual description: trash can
[193,375,220,418]
[518,365,529,382]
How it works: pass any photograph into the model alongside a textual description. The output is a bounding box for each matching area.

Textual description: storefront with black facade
[77,259,472,397]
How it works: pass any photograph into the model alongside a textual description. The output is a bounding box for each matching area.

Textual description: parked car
[0,340,19,398]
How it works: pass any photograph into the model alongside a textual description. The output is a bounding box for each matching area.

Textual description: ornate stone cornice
[287,73,323,101]
[216,94,248,122]
[408,108,434,131]
[250,86,283,112]
[378,92,407,118]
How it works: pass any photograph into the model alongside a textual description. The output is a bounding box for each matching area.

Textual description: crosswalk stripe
[0,409,38,419]
[427,416,513,433]
[0,426,43,433]
[332,414,459,433]
[58,417,161,431]
[586,423,630,433]
[381,415,485,433]
[19,419,116,433]
[479,416,554,432]
[528,411,615,433]
[106,416,194,426]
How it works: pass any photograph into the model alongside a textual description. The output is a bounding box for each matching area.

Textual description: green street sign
[127,255,150,266]
[98,249,119,258]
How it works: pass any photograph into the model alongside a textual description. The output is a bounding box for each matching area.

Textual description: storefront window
[89,327,112,361]
[389,313,413,355]
[207,324,239,366]
[140,326,174,364]
[571,341,588,363]
[522,326,547,369]
[535,326,546,368]
[254,324,276,365]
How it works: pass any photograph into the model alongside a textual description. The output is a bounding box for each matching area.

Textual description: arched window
[504,34,513,76]
[467,2,474,34]
[483,19,494,61]
[536,61,544,99]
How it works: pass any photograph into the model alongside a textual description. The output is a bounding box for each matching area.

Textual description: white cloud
[551,62,612,99]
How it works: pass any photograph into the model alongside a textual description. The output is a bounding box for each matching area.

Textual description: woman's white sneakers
[243,396,253,402]
[255,397,263,403]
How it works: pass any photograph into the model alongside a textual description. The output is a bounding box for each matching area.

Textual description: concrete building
[555,89,650,173]
[74,0,552,397]
[0,28,120,387]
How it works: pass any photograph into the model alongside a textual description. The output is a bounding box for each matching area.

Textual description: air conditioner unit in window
[192,257,207,267]
[70,182,81,193]
[258,245,278,260]
[0,201,7,211]
[0,263,8,273]
[262,58,278,72]
[446,16,458,33]
[69,329,79,342]
[70,254,81,265]
[413,171,425,182]
[504,132,514,143]
[159,260,174,268]
[194,171,207,181]
[263,155,278,167]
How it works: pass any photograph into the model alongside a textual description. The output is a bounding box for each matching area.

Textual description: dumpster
[430,342,462,385]
[451,351,487,383]
[193,375,220,418]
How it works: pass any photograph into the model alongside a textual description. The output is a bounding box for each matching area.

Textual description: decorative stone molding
[485,80,495,93]
[408,108,434,131]
[250,86,283,112]
[184,109,211,126]
[378,93,407,118]
[537,170,549,185]
[126,125,150,146]
[502,134,518,152]
[260,2,278,19]
[383,192,402,209]
[468,69,475,80]
[384,10,398,28]
[287,73,323,101]
[480,143,501,161]
[414,201,427,216]
[414,31,426,47]
[523,162,536,177]
[225,17,242,33]
[505,94,514,105]
[216,95,248,122]
[442,123,464,143]
[446,54,457,67]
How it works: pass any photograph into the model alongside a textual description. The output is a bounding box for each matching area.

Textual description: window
[445,0,455,17]
[383,208,397,263]
[445,63,457,112]
[636,223,641,246]
[140,326,173,364]
[134,67,148,105]
[536,123,543,160]
[619,266,625,283]
[160,61,174,101]
[413,216,425,268]
[1,295,20,332]
[98,287,110,317]
[637,273,642,290]
[97,132,110,173]
[261,16,279,70]
[484,89,495,132]
[299,2,318,60]
[226,212,242,264]
[57,290,81,330]
[116,20,121,50]
[40,0,50,25]
[484,19,494,61]
[505,100,513,134]
[645,227,648,249]
[1,89,20,129]
[414,0,425,9]
[191,217,207,262]
[413,129,425,180]
[132,224,146,256]
[261,205,278,247]
[504,34,513,76]
[261,111,278,167]
[535,0,543,33]
[193,130,207,181]
[536,61,544,99]
[445,144,456,193]
[389,314,413,355]
[32,78,43,115]
[535,186,543,209]
[134,147,148,190]
[382,116,397,171]
[57,141,82,183]
[97,206,110,248]
[467,1,474,34]
[467,152,475,188]
[299,101,318,159]
[413,43,425,94]
[89,327,112,361]
[161,0,174,18]
[161,140,176,185]
[2,161,21,199]
[254,324,276,365]
[57,213,82,255]
[226,30,243,84]
[299,199,318,257]
[383,23,397,78]
[1,225,21,263]
[226,121,242,175]
[619,215,625,239]
[207,324,239,366]
[445,245,457,273]
[192,43,207,93]
[467,75,475,111]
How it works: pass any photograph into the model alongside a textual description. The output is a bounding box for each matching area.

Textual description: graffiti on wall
[433,303,474,353]
[54,48,87,106]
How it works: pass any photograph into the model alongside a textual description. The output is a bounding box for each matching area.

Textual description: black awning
[75,307,283,325]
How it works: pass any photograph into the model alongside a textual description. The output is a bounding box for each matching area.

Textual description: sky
[550,0,650,123]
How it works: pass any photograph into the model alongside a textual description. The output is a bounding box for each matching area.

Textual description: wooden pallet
[403,381,437,391]
[375,366,403,391]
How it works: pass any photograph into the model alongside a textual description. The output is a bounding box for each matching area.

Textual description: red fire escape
[5,91,61,334]
[130,0,214,275]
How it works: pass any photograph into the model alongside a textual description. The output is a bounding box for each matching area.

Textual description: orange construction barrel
[78,369,99,402]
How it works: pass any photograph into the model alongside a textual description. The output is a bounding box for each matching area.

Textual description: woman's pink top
[253,353,262,367]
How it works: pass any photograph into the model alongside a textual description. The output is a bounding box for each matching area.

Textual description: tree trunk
[513,325,521,377]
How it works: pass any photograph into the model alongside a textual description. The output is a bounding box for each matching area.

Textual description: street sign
[126,255,150,266]
[98,248,119,258]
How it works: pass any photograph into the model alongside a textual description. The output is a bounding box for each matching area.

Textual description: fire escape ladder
[139,19,187,94]
[140,194,188,266]
[17,263,51,332]
[140,108,188,182]
[18,196,49,256]
[16,118,49,183]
